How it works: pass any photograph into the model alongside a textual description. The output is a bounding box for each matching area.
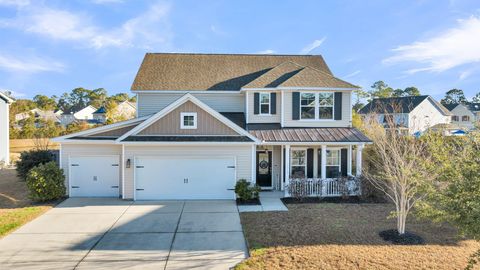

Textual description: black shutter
[292,92,300,120]
[270,93,277,114]
[307,148,314,178]
[254,93,259,115]
[334,92,342,120]
[341,148,348,177]
[317,149,322,178]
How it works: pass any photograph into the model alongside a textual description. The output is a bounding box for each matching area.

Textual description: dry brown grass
[237,203,480,270]
[9,139,59,154]
[0,168,55,237]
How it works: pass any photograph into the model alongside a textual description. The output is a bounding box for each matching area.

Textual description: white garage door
[69,156,120,197]
[135,156,236,200]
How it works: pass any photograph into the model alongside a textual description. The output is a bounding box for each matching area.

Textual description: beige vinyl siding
[60,144,122,196]
[139,101,238,135]
[123,145,253,199]
[247,91,281,124]
[138,92,244,117]
[283,91,352,127]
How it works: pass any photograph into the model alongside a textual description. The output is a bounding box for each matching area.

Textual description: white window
[290,149,307,178]
[259,93,270,114]
[300,92,334,120]
[180,112,197,129]
[326,149,341,178]
[300,93,315,119]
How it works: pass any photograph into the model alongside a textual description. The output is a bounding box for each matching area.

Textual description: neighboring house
[92,101,136,124]
[15,108,62,128]
[444,103,479,130]
[359,95,452,135]
[60,105,97,126]
[53,53,371,200]
[0,92,14,165]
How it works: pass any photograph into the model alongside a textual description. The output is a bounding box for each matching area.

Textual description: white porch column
[356,144,364,177]
[285,145,291,181]
[347,145,352,176]
[313,147,318,178]
[280,145,284,190]
[251,144,256,184]
[321,145,327,179]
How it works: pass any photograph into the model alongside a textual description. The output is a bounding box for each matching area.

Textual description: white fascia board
[52,116,149,142]
[240,87,358,92]
[132,90,240,94]
[120,141,256,146]
[56,140,117,144]
[117,93,260,143]
[0,92,15,103]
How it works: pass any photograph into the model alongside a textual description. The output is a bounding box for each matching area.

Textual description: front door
[256,151,272,188]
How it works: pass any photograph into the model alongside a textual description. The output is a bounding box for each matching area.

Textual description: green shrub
[235,179,260,201]
[26,162,65,202]
[16,150,54,181]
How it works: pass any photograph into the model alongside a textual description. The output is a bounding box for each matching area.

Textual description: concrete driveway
[0,198,248,270]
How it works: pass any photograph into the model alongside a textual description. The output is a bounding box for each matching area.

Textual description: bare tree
[361,110,437,235]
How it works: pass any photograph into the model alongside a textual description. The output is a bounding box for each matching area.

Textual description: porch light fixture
[126,159,131,168]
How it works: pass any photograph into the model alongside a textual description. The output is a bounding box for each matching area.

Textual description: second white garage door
[69,156,120,197]
[135,156,236,200]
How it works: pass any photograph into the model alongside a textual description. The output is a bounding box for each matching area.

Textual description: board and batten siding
[283,91,352,127]
[123,145,252,199]
[247,91,281,123]
[137,92,244,117]
[139,101,238,135]
[60,144,122,196]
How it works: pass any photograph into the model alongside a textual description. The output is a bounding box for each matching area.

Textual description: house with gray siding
[0,92,14,166]
[53,53,371,200]
[444,103,479,130]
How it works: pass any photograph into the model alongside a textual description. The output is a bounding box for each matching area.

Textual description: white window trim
[180,112,197,129]
[259,92,271,115]
[299,92,335,121]
[326,148,341,178]
[290,148,307,178]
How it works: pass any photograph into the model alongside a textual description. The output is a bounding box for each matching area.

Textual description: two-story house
[359,95,452,135]
[444,103,479,130]
[53,53,371,200]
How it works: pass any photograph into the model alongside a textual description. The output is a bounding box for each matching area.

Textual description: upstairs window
[180,112,197,129]
[462,115,470,122]
[452,116,459,122]
[300,93,315,119]
[300,92,334,120]
[259,93,270,114]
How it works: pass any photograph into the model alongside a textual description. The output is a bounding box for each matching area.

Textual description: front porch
[252,143,365,197]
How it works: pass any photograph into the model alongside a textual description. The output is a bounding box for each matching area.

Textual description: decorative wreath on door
[259,160,269,169]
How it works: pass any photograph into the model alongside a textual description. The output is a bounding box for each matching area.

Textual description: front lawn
[0,168,56,237]
[237,203,480,270]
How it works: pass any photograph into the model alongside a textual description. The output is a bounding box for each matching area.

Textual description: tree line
[8,87,135,139]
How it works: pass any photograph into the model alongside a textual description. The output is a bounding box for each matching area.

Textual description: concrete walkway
[0,198,248,270]
[238,191,288,212]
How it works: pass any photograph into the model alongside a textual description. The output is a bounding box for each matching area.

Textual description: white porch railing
[285,177,361,198]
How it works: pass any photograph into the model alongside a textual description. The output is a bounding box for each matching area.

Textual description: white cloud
[384,16,480,73]
[0,53,65,73]
[256,49,276,54]
[459,70,471,80]
[300,37,326,54]
[0,1,172,50]
[343,70,361,79]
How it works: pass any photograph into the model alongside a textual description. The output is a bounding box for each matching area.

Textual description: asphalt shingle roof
[359,95,451,116]
[130,53,358,91]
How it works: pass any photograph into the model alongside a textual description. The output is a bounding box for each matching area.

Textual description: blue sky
[0,0,480,100]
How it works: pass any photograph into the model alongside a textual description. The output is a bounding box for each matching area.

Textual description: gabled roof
[359,95,451,115]
[131,53,341,91]
[276,66,359,89]
[443,103,460,111]
[116,93,260,143]
[0,92,14,103]
[93,106,106,114]
[242,61,304,88]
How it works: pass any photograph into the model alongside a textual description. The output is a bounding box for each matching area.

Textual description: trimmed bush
[26,162,65,202]
[16,150,54,181]
[235,179,260,201]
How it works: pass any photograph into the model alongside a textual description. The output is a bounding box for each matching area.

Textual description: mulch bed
[379,229,425,245]
[281,196,381,204]
[236,198,261,205]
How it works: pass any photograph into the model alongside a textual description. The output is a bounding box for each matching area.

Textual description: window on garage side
[181,112,197,129]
